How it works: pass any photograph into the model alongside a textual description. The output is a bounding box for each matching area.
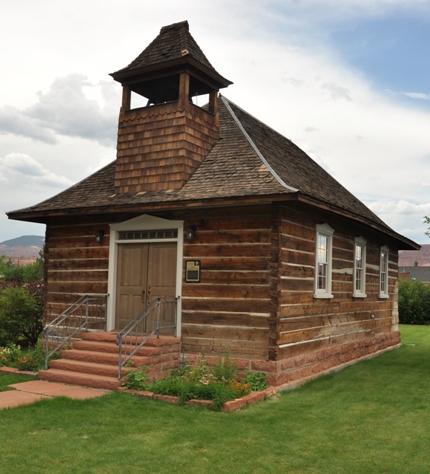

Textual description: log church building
[8,21,418,388]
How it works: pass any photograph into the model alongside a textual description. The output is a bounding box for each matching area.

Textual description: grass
[0,372,37,392]
[0,325,429,473]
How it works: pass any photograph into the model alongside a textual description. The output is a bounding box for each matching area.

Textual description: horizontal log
[182,311,269,328]
[47,247,109,260]
[47,259,109,271]
[179,204,273,220]
[279,278,314,292]
[278,316,330,332]
[47,237,110,248]
[281,235,314,253]
[182,284,269,299]
[182,298,270,313]
[181,337,268,358]
[191,271,269,285]
[280,300,394,320]
[281,207,315,228]
[278,327,326,345]
[281,220,314,241]
[48,225,110,239]
[47,282,108,294]
[333,248,354,262]
[280,293,315,305]
[281,249,314,266]
[182,325,268,343]
[277,318,393,346]
[278,338,327,359]
[184,244,271,258]
[190,257,269,271]
[280,265,314,279]
[199,216,271,231]
[47,271,109,283]
[188,230,271,245]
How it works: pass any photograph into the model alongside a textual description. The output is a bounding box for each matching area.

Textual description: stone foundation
[184,331,401,387]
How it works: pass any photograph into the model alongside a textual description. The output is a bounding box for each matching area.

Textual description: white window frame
[314,223,334,299]
[353,236,367,298]
[379,245,390,299]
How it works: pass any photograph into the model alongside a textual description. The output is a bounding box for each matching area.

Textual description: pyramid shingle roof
[110,21,231,89]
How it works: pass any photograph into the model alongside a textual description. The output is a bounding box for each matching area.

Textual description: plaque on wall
[185,260,201,283]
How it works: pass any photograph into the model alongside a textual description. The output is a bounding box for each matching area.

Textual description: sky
[1,0,430,244]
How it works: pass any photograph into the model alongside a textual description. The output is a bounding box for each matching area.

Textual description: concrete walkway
[0,380,109,410]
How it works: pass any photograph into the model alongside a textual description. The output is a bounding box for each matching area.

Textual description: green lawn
[1,325,429,474]
[0,372,37,392]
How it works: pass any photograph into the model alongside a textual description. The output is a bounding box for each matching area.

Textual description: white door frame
[107,214,184,334]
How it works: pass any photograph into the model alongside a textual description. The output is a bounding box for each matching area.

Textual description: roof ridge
[220,95,299,193]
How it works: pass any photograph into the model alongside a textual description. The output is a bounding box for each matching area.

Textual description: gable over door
[115,242,177,330]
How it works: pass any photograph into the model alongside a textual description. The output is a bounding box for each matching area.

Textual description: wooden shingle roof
[110,21,231,89]
[7,96,417,249]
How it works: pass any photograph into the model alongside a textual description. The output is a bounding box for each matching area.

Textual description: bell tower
[110,21,232,194]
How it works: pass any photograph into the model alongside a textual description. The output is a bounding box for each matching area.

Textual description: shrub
[243,371,270,391]
[398,278,430,325]
[211,353,238,384]
[0,286,43,346]
[0,344,22,367]
[123,355,269,410]
[122,365,151,390]
[0,340,49,372]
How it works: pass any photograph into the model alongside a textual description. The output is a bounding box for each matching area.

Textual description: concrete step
[62,349,150,367]
[39,368,121,390]
[50,359,122,378]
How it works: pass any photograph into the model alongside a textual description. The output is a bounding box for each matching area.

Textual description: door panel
[148,243,177,301]
[115,242,177,330]
[115,244,148,330]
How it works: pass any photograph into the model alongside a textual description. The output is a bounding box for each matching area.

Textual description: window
[314,223,334,298]
[379,246,389,298]
[353,237,367,298]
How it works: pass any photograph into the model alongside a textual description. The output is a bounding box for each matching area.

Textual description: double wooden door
[115,242,177,330]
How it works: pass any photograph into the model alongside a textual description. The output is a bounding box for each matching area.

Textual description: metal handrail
[117,297,178,379]
[43,295,108,369]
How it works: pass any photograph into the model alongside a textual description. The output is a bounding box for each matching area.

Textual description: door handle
[147,285,151,300]
[141,290,145,303]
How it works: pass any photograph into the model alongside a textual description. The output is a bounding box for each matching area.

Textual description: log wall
[181,205,274,359]
[43,202,401,383]
[44,223,110,324]
[276,204,399,361]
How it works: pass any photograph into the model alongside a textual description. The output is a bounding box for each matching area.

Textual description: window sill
[378,293,389,299]
[353,293,367,298]
[314,293,334,299]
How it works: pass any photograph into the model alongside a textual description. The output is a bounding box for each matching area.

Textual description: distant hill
[399,244,430,267]
[0,235,45,261]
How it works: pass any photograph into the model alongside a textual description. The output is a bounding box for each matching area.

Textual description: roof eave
[110,56,232,89]
[7,191,419,250]
[296,194,420,251]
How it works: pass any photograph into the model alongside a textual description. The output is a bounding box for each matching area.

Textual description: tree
[398,278,430,325]
[0,286,43,346]
[425,216,430,239]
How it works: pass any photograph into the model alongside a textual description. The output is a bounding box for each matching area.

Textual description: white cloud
[403,92,430,100]
[321,82,352,101]
[0,75,120,146]
[0,153,74,188]
[0,106,57,143]
[369,199,430,216]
